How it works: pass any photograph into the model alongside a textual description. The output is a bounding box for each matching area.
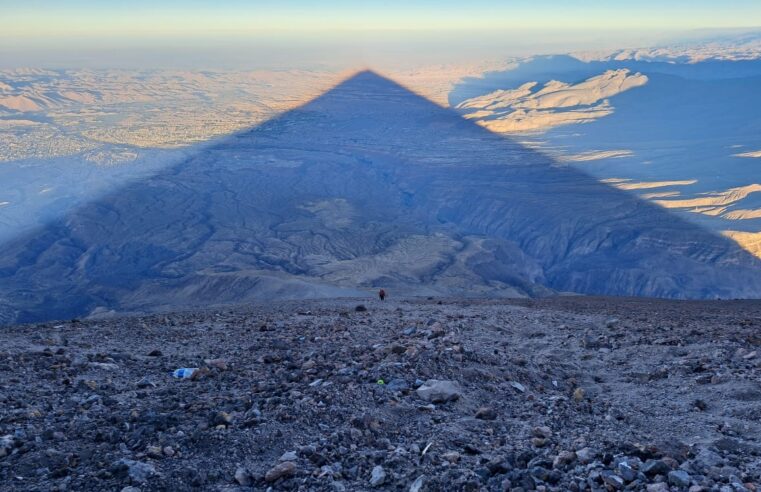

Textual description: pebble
[532,426,552,438]
[575,447,593,464]
[442,451,461,463]
[279,450,298,462]
[146,445,163,458]
[642,459,671,477]
[553,451,576,468]
[213,411,233,427]
[601,471,625,490]
[235,467,252,486]
[617,460,637,482]
[265,461,297,482]
[509,381,526,392]
[136,377,156,389]
[0,435,14,458]
[646,483,670,492]
[114,459,156,484]
[204,358,228,370]
[668,469,692,487]
[573,387,585,402]
[531,437,547,448]
[386,379,409,392]
[370,465,386,487]
[475,406,497,420]
[409,475,425,492]
[416,379,462,403]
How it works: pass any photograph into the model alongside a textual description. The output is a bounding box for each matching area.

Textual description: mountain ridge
[1,70,760,325]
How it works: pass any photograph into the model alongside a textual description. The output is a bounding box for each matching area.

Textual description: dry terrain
[1,296,761,491]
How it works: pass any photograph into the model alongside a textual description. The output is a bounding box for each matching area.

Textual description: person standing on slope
[378,289,386,301]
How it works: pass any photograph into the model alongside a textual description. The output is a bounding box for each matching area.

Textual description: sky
[4,0,761,35]
[2,1,761,68]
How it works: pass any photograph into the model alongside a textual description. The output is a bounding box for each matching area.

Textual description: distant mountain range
[1,70,760,324]
[451,55,761,260]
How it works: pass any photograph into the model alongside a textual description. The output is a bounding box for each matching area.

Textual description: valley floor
[1,297,761,491]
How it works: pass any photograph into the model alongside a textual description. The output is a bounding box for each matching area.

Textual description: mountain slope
[1,71,760,324]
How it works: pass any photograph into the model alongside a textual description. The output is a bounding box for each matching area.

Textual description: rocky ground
[1,296,761,491]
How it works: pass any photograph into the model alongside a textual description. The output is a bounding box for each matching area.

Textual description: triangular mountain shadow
[2,70,760,324]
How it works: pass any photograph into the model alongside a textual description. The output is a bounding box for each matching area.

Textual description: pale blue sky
[3,0,761,37]
[2,1,760,69]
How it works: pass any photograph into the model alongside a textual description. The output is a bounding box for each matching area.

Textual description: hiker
[378,289,386,301]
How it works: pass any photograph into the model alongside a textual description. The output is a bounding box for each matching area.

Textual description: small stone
[190,366,210,380]
[265,461,297,482]
[386,379,409,392]
[642,459,671,477]
[553,451,576,468]
[668,470,691,488]
[575,447,593,464]
[475,407,497,420]
[509,381,526,392]
[212,411,233,427]
[0,435,14,458]
[355,305,367,312]
[646,483,670,492]
[113,460,156,484]
[416,379,462,403]
[136,377,156,389]
[370,465,386,487]
[486,458,511,476]
[162,446,175,457]
[693,399,707,411]
[147,350,162,357]
[573,387,585,402]
[442,451,461,463]
[204,358,228,370]
[693,448,722,470]
[121,488,141,492]
[601,471,625,490]
[532,426,552,438]
[409,475,425,492]
[279,451,298,462]
[146,446,163,458]
[531,437,547,448]
[617,461,637,482]
[235,467,252,486]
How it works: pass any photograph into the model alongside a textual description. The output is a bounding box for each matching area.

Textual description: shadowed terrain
[1,70,761,324]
